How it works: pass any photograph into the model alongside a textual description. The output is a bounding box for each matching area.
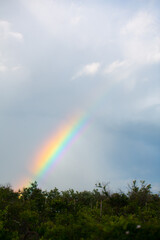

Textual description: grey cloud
[0,0,160,191]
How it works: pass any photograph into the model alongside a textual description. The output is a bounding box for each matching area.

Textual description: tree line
[0,180,160,239]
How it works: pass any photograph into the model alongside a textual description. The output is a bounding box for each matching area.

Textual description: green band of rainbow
[36,114,89,179]
[18,113,90,188]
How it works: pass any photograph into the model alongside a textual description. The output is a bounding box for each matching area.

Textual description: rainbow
[22,113,90,188]
[17,81,111,189]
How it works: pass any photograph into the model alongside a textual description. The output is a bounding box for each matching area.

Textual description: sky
[0,0,160,192]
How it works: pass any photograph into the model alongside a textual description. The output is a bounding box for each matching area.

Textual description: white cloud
[72,62,100,80]
[104,60,129,74]
[82,62,100,75]
[102,11,160,90]
[22,0,117,50]
[0,63,23,74]
[9,31,23,41]
[122,11,155,36]
[121,11,160,64]
[103,59,136,90]
[0,20,23,41]
[0,64,8,72]
[23,0,77,36]
[0,20,24,77]
[11,65,22,71]
[71,16,82,25]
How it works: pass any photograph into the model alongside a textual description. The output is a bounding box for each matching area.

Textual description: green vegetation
[0,180,160,239]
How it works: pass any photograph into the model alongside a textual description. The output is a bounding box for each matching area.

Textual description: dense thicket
[0,180,160,240]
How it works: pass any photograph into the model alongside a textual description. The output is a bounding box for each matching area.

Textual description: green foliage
[0,180,159,239]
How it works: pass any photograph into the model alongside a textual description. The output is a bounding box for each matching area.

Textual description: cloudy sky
[0,0,160,192]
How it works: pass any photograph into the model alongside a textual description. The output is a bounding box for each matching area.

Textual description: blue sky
[0,0,160,192]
